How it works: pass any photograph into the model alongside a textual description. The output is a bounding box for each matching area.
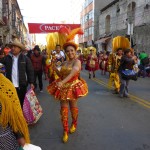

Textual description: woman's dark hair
[116,48,123,52]
[124,49,131,55]
[64,45,76,51]
[56,44,61,48]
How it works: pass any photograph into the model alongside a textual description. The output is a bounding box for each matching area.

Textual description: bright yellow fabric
[108,73,120,90]
[46,28,83,54]
[0,73,30,143]
[112,36,130,52]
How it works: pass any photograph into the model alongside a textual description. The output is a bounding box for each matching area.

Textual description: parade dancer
[108,48,123,94]
[77,49,83,69]
[47,52,59,84]
[47,41,88,143]
[86,47,99,79]
[99,51,108,75]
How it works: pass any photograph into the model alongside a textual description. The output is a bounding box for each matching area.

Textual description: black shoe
[89,74,91,79]
[112,91,119,94]
[124,94,129,98]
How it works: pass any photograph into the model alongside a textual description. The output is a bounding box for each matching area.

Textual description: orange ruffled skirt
[47,78,88,101]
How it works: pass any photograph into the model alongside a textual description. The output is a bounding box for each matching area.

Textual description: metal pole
[130,1,132,48]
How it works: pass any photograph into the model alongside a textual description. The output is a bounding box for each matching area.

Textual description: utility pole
[130,2,133,48]
[128,1,133,48]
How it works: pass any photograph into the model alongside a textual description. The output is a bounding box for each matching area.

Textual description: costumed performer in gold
[0,73,30,149]
[108,48,123,94]
[46,52,59,84]
[85,47,99,79]
[108,36,130,94]
[47,41,88,143]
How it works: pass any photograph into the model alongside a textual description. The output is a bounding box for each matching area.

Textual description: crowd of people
[0,35,150,148]
[0,37,89,148]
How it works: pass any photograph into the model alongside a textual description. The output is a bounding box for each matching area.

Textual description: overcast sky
[18,0,76,44]
[18,0,71,24]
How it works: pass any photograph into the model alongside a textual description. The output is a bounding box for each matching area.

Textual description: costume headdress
[0,73,30,143]
[46,27,83,53]
[112,36,130,52]
[87,46,96,54]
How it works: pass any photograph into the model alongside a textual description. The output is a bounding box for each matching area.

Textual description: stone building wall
[98,0,150,54]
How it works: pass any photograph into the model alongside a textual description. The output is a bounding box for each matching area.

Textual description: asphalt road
[29,70,150,150]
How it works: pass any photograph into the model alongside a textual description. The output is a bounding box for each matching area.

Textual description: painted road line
[81,72,150,108]
[94,78,150,107]
[93,78,150,109]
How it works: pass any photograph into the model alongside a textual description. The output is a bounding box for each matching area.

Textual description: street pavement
[30,70,150,150]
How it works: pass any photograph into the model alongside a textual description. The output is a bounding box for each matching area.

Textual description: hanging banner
[28,23,81,34]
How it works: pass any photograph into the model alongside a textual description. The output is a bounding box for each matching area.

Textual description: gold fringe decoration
[0,73,30,143]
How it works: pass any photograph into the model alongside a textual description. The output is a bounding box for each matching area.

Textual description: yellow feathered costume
[46,27,83,82]
[0,73,30,143]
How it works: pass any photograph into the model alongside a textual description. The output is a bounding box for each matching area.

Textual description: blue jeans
[119,78,130,97]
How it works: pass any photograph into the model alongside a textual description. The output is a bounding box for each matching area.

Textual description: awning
[95,37,111,44]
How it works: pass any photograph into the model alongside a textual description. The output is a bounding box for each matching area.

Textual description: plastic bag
[23,89,43,124]
[23,94,35,124]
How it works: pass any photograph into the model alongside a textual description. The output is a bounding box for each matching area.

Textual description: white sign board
[127,23,133,35]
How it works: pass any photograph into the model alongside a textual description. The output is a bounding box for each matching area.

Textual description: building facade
[0,0,28,46]
[79,0,113,47]
[98,0,150,53]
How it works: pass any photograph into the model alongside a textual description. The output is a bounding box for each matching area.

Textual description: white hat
[10,39,25,50]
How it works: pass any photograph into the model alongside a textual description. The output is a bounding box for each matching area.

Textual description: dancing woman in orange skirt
[47,41,88,143]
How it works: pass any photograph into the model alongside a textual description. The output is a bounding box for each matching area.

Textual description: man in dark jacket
[0,39,34,108]
[30,45,44,92]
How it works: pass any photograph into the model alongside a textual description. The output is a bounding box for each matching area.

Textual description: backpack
[141,57,149,65]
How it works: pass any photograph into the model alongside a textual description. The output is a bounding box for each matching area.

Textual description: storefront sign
[28,23,81,34]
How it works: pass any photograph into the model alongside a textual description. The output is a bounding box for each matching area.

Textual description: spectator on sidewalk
[0,47,5,60]
[119,49,136,98]
[0,39,34,108]
[42,49,48,80]
[31,45,44,92]
[139,51,149,78]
